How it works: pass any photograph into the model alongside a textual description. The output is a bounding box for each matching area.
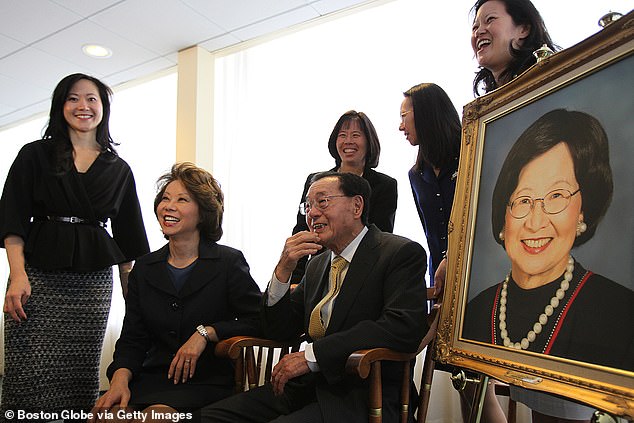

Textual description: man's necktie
[308,256,347,339]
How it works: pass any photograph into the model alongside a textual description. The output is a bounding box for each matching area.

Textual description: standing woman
[399,83,460,291]
[433,1,558,421]
[0,73,149,415]
[471,0,557,96]
[467,2,592,422]
[290,110,397,283]
[437,0,558,288]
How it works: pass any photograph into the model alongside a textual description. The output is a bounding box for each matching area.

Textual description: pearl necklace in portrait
[499,255,574,350]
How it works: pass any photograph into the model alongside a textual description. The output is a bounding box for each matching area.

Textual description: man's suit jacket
[107,240,262,404]
[263,225,428,423]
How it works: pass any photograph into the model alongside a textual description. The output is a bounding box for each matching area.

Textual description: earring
[576,221,587,237]
[499,230,505,241]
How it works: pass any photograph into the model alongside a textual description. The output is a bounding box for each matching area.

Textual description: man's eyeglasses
[299,195,347,216]
[508,188,581,219]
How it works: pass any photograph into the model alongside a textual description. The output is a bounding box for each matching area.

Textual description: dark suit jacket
[290,168,398,283]
[263,225,428,423]
[107,240,262,403]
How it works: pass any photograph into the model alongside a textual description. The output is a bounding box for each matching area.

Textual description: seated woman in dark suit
[290,110,398,283]
[93,162,262,417]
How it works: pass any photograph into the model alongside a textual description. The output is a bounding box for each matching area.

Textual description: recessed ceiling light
[82,44,113,58]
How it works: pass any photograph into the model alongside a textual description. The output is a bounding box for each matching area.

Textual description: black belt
[38,216,107,229]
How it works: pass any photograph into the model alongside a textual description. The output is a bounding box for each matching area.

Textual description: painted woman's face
[502,143,583,288]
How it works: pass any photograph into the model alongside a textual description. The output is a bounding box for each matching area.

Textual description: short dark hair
[44,73,116,173]
[310,171,372,225]
[492,109,613,247]
[154,162,224,242]
[328,111,381,170]
[404,83,461,170]
[471,0,558,96]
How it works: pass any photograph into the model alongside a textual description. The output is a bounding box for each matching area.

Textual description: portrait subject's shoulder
[575,270,634,308]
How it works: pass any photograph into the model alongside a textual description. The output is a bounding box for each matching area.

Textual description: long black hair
[471,0,558,96]
[404,83,461,171]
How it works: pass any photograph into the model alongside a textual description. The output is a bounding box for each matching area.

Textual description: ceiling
[0,0,372,129]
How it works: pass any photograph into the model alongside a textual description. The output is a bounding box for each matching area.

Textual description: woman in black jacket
[94,163,261,415]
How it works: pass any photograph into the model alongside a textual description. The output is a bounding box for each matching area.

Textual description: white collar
[332,226,368,264]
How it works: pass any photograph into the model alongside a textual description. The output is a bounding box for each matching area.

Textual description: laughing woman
[94,163,261,418]
[470,0,557,96]
[290,110,397,283]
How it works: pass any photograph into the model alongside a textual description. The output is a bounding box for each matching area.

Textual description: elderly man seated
[201,171,429,423]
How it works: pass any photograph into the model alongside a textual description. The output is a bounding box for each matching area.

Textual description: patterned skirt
[1,265,113,417]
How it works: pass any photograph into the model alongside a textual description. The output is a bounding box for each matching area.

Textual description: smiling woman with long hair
[0,73,149,416]
[470,0,557,95]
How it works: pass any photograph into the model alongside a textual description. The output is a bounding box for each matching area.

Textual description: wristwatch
[196,324,210,341]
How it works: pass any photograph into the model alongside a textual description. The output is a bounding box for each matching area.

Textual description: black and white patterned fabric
[1,265,112,418]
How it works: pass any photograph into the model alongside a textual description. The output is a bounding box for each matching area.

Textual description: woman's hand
[167,330,210,384]
[433,257,448,298]
[90,369,132,423]
[4,274,31,322]
[118,262,133,299]
[3,235,30,322]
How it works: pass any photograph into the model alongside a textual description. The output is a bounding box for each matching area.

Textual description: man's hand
[270,351,310,396]
[274,231,322,283]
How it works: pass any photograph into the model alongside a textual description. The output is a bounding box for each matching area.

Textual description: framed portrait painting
[436,11,634,418]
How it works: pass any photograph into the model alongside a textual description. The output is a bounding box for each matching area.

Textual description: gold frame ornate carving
[437,11,634,418]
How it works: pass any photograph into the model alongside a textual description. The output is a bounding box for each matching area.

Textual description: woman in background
[94,163,261,418]
[399,83,461,292]
[435,1,559,420]
[437,0,558,291]
[0,73,149,416]
[471,0,557,96]
[290,110,397,283]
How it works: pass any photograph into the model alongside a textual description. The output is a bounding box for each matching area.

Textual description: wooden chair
[215,336,303,393]
[216,288,516,423]
[345,287,440,423]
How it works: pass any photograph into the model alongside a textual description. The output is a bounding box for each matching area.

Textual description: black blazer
[263,225,428,423]
[107,240,262,390]
[290,168,398,283]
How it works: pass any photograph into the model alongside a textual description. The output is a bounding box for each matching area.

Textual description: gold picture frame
[437,11,634,418]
